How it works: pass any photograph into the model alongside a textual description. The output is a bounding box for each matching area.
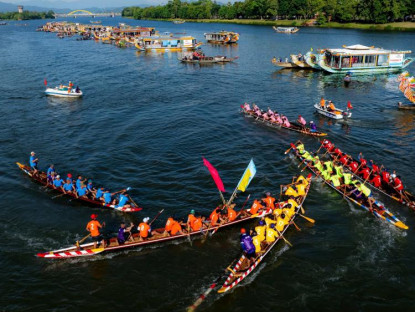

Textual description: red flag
[203,157,226,192]
[347,101,353,109]
[44,78,47,86]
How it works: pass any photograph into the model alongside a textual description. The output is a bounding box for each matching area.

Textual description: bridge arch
[67,10,94,16]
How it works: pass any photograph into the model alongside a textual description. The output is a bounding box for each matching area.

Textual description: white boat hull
[45,87,83,98]
[314,103,351,120]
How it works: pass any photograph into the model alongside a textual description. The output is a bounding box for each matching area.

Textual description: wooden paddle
[76,233,91,249]
[149,209,164,226]
[275,228,292,247]
[298,213,315,224]
[291,220,301,231]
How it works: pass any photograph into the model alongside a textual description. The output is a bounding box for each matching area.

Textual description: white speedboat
[314,103,352,120]
[45,86,83,98]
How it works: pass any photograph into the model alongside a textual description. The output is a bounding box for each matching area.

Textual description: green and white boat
[318,44,413,74]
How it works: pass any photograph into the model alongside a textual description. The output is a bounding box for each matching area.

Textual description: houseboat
[318,44,413,74]
[305,51,321,69]
[135,36,202,52]
[204,31,239,44]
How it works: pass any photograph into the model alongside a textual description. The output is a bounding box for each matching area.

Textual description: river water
[1,17,415,311]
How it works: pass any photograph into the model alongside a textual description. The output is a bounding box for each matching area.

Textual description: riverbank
[0,11,54,21]
[135,17,415,32]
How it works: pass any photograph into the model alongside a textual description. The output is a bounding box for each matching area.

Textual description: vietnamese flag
[44,78,47,86]
[347,101,353,109]
[203,157,226,192]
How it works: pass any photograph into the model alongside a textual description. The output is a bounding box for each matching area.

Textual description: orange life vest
[209,210,220,226]
[170,221,182,235]
[187,214,196,227]
[250,200,263,214]
[139,222,150,238]
[192,217,203,231]
[165,217,174,232]
[228,208,237,222]
[263,196,276,209]
[87,220,101,237]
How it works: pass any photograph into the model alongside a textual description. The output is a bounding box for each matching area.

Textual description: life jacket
[250,200,263,215]
[324,161,333,172]
[285,187,298,197]
[272,207,282,218]
[139,222,150,238]
[315,161,324,172]
[192,217,203,231]
[296,175,308,186]
[357,184,371,197]
[287,198,299,209]
[228,208,237,221]
[265,216,277,227]
[343,173,352,185]
[283,207,295,218]
[394,177,403,191]
[321,170,331,180]
[252,235,263,253]
[303,151,313,161]
[170,221,182,235]
[349,162,358,172]
[187,214,196,227]
[255,225,266,239]
[296,144,305,154]
[209,210,220,225]
[335,165,343,177]
[296,183,306,196]
[263,196,276,209]
[165,217,174,232]
[330,175,341,187]
[276,217,288,232]
[265,227,279,243]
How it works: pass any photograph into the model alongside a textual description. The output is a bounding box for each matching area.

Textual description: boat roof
[326,44,411,55]
[205,31,238,35]
[112,27,154,33]
[141,36,195,41]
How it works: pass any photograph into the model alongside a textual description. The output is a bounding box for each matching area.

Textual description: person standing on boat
[47,164,55,176]
[320,97,326,110]
[86,214,105,249]
[240,228,256,263]
[298,115,306,130]
[117,222,131,245]
[29,151,39,176]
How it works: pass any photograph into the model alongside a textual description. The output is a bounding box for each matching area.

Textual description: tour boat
[172,19,185,24]
[204,31,239,44]
[290,54,311,68]
[271,57,297,68]
[305,51,321,69]
[135,36,202,52]
[273,26,299,33]
[314,103,352,120]
[45,86,83,98]
[318,44,413,74]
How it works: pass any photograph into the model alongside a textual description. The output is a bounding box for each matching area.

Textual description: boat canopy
[326,44,411,56]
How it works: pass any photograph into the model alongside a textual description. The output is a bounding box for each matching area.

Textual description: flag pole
[219,190,226,205]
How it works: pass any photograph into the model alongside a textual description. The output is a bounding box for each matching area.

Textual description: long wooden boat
[271,57,298,68]
[321,140,415,210]
[217,174,312,293]
[241,105,327,137]
[318,44,413,74]
[16,162,142,213]
[289,144,408,230]
[37,205,274,259]
[179,56,238,64]
[313,103,352,120]
[398,102,415,109]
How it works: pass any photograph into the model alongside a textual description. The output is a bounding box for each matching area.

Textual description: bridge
[54,10,121,18]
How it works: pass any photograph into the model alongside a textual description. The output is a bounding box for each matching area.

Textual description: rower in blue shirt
[76,183,88,198]
[66,173,73,183]
[117,192,130,208]
[95,187,104,200]
[63,179,74,193]
[87,179,96,198]
[29,151,39,175]
[47,164,55,176]
[103,190,113,205]
[76,176,86,190]
[53,175,63,190]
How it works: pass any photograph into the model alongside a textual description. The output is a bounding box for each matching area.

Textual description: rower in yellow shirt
[296,175,308,187]
[284,185,299,197]
[265,223,279,243]
[254,220,266,240]
[276,213,289,232]
[265,216,277,228]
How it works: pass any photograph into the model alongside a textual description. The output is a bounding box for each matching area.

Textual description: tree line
[0,10,55,21]
[122,0,415,24]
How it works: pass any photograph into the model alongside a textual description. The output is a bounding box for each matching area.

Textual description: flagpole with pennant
[203,157,226,205]
[226,159,256,206]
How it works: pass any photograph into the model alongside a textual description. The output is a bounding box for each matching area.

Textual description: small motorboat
[398,101,415,110]
[314,102,352,120]
[45,85,83,98]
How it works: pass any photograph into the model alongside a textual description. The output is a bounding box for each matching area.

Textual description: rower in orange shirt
[164,217,184,236]
[262,192,276,211]
[187,209,197,233]
[250,199,263,215]
[227,204,238,222]
[86,214,105,248]
[138,217,153,241]
[209,207,223,226]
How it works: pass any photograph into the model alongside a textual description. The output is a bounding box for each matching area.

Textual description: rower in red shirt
[358,153,367,167]
[322,140,334,152]
[334,148,342,156]
[349,161,359,173]
[394,176,404,191]
[358,167,371,180]
[370,174,382,188]
[339,154,349,166]
[369,160,380,174]
[382,170,390,184]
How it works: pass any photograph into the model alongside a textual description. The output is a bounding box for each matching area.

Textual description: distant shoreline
[135,17,415,32]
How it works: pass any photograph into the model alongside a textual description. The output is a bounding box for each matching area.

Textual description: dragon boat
[36,204,274,259]
[289,143,408,230]
[320,140,415,210]
[217,174,312,293]
[16,162,142,213]
[241,104,327,137]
